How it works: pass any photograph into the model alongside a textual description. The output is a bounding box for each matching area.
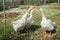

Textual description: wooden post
[44,0,46,4]
[3,0,6,37]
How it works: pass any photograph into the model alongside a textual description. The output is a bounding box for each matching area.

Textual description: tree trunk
[44,0,46,4]
[58,0,59,3]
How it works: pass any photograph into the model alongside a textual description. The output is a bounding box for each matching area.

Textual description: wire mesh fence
[0,0,60,40]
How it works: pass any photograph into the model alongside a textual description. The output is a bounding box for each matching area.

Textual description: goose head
[29,6,36,12]
[29,6,36,18]
[39,6,47,20]
[27,6,33,12]
[39,6,44,13]
[24,6,33,17]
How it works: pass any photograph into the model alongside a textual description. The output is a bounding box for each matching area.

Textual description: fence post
[3,0,6,37]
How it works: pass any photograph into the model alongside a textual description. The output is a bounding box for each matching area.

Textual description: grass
[0,3,60,40]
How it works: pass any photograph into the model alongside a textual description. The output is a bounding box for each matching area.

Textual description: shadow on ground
[51,26,57,34]
[19,25,41,34]
[0,25,41,40]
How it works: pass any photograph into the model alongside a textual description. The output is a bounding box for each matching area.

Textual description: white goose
[25,7,35,29]
[40,6,55,37]
[11,7,32,32]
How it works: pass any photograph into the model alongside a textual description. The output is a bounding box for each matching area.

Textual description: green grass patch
[0,3,60,40]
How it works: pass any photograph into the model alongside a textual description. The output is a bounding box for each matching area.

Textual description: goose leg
[44,32,47,38]
[46,30,52,38]
[48,31,52,38]
[14,31,19,36]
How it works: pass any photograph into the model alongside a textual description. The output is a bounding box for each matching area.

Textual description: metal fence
[0,0,60,40]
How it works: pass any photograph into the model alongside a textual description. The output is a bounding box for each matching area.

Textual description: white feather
[40,6,55,30]
[11,7,33,32]
[26,8,35,29]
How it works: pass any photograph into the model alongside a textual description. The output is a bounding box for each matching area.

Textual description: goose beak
[40,6,44,10]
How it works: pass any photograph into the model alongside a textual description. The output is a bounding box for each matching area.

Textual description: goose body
[40,6,54,31]
[12,12,28,31]
[40,6,56,38]
[11,7,32,32]
[26,7,35,29]
[27,9,34,24]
